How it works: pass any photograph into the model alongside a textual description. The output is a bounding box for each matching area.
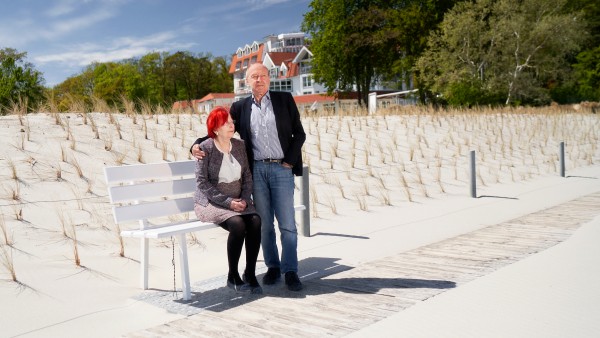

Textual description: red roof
[293,93,335,104]
[229,44,265,74]
[172,99,202,110]
[198,93,235,102]
[267,52,299,78]
[268,52,296,66]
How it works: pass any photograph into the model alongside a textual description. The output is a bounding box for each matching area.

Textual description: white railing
[368,89,418,114]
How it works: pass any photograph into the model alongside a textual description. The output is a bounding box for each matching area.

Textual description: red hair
[206,106,230,138]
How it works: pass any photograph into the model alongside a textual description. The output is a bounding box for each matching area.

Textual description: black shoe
[262,268,281,285]
[226,279,252,292]
[284,271,303,291]
[242,271,263,295]
[227,273,251,293]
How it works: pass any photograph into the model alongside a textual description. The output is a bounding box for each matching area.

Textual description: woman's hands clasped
[230,198,247,212]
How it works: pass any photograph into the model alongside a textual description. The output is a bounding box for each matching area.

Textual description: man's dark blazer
[193,91,306,176]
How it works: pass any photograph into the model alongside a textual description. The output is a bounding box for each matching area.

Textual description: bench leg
[176,233,192,301]
[141,238,149,290]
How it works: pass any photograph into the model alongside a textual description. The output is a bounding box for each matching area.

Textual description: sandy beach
[1,107,599,337]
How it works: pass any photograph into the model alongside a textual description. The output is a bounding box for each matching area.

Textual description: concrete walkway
[124,189,600,337]
[350,199,600,337]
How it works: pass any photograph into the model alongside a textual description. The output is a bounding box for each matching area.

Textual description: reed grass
[0,245,17,282]
[70,222,81,266]
[56,209,69,238]
[70,154,84,179]
[0,214,13,246]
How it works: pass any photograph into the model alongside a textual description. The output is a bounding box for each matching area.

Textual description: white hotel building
[229,32,328,100]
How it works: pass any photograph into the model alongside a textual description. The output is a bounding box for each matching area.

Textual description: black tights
[219,214,261,284]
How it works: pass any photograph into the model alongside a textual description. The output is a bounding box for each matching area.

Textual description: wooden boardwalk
[126,192,600,337]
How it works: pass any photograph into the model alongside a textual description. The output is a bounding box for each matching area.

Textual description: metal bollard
[559,141,566,177]
[470,150,477,198]
[299,165,311,237]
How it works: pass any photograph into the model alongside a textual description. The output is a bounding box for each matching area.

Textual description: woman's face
[215,115,235,139]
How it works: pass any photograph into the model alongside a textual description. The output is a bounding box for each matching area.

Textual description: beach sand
[0,108,598,337]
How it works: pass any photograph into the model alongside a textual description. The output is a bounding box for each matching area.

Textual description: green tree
[50,51,232,110]
[0,48,45,111]
[138,52,168,105]
[418,0,586,106]
[573,46,600,101]
[553,0,600,102]
[51,72,90,111]
[386,1,460,104]
[303,0,399,105]
[303,0,458,105]
[89,62,130,106]
[210,56,233,94]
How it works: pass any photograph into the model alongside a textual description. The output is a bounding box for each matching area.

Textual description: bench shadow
[175,256,455,313]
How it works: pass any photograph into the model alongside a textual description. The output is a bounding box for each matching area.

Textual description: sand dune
[0,106,598,337]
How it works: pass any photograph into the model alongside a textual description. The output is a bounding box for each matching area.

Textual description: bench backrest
[105,161,197,225]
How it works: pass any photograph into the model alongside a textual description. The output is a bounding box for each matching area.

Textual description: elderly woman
[194,106,262,294]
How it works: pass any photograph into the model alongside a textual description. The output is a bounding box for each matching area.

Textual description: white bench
[104,160,306,301]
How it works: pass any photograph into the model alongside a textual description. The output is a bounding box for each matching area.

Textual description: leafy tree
[303,0,399,105]
[138,52,167,105]
[0,48,45,111]
[50,51,233,110]
[553,0,600,102]
[573,46,600,101]
[417,0,586,106]
[210,56,233,94]
[386,1,460,104]
[303,0,458,105]
[51,72,90,111]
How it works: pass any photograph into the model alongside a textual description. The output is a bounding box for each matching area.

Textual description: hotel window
[302,76,313,88]
[235,61,241,70]
[285,37,302,46]
[270,80,292,92]
[251,55,257,64]
[243,59,249,68]
[269,67,279,78]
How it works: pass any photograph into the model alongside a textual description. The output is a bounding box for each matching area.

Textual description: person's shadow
[177,256,456,313]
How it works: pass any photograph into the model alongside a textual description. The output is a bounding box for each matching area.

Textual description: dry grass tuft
[0,245,17,282]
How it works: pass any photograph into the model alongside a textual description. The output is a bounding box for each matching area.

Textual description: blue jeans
[252,161,298,273]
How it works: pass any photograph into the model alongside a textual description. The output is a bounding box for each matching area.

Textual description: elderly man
[191,63,306,291]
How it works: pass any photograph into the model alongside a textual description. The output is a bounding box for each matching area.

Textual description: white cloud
[246,0,290,10]
[34,29,195,67]
[43,8,115,38]
[44,0,78,17]
[0,2,120,47]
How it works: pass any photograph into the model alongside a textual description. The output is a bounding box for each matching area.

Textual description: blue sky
[0,0,311,86]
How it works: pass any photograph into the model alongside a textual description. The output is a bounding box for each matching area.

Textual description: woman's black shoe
[242,272,263,294]
[226,279,252,292]
[227,273,251,292]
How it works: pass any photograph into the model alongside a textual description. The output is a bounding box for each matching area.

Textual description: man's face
[246,65,270,96]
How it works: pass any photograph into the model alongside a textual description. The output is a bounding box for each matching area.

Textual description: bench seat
[105,160,307,301]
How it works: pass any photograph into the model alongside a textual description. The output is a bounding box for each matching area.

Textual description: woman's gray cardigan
[194,137,254,209]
